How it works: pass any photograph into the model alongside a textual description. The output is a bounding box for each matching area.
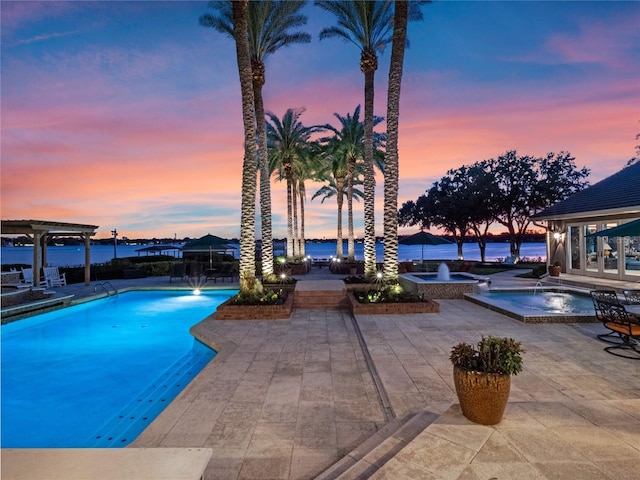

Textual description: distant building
[533,162,640,281]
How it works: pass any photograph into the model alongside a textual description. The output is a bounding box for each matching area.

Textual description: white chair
[20,267,34,286]
[44,266,67,287]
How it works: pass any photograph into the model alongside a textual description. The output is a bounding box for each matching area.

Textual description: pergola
[1,219,98,286]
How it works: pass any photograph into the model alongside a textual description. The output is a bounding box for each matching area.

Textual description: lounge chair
[44,266,67,287]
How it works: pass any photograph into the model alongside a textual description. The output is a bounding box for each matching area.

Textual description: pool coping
[465,286,597,324]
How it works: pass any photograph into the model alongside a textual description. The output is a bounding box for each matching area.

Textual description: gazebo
[1,220,98,286]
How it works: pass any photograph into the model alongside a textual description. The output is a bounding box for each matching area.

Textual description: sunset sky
[2,1,639,241]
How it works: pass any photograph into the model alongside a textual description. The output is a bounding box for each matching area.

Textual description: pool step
[88,343,215,447]
[314,410,439,480]
[294,280,348,309]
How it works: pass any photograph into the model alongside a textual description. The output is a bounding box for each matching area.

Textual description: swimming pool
[466,288,597,323]
[1,289,236,448]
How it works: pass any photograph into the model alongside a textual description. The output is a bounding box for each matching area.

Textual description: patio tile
[290,446,338,480]
[534,462,614,480]
[457,462,546,480]
[394,431,476,480]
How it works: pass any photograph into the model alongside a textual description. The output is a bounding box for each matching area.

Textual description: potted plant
[449,336,524,425]
[548,261,561,277]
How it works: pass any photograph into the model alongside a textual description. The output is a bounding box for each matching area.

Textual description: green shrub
[450,336,524,375]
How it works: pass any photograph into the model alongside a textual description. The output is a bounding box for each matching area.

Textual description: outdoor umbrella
[588,218,640,238]
[181,234,235,267]
[399,230,454,263]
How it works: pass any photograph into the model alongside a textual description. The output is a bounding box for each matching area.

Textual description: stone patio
[3,269,639,479]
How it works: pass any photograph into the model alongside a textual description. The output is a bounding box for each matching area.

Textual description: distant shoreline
[1,241,547,267]
[2,232,546,248]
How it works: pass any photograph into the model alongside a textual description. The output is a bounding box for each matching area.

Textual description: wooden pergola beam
[1,219,99,286]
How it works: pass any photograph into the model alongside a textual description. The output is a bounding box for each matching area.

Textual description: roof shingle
[533,162,640,220]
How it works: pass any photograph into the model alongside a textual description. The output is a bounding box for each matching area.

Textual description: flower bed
[214,292,294,320]
[347,291,439,315]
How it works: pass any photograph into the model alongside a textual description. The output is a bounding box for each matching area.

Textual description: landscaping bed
[347,291,439,315]
[214,292,294,320]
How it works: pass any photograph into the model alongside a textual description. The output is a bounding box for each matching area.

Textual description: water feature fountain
[437,262,451,281]
[399,263,489,299]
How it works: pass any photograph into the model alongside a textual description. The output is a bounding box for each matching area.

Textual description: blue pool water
[1,289,236,448]
[481,290,594,314]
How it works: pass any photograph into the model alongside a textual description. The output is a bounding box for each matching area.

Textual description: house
[532,162,640,282]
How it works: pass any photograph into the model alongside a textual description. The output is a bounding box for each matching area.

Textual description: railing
[94,281,117,296]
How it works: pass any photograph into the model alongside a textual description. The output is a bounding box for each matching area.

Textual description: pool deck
[2,269,640,479]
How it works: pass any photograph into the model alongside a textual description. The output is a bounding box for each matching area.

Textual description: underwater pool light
[193,289,201,296]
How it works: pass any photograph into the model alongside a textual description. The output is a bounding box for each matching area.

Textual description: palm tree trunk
[286,176,294,258]
[299,180,306,257]
[292,177,299,257]
[383,0,408,282]
[336,177,345,259]
[346,156,356,262]
[254,80,273,276]
[363,67,377,279]
[232,0,257,293]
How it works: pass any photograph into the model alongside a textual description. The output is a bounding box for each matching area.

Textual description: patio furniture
[169,263,187,283]
[187,263,205,282]
[590,290,623,344]
[623,289,640,305]
[20,268,34,286]
[207,263,236,283]
[43,266,66,287]
[590,292,640,359]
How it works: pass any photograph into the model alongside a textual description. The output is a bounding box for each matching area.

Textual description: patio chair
[208,263,236,283]
[44,266,67,287]
[187,263,205,282]
[590,290,623,344]
[590,298,640,360]
[623,290,640,305]
[20,267,34,286]
[169,263,187,283]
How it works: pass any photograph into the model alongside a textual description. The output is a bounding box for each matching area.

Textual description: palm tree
[230,0,258,294]
[200,1,311,277]
[316,0,394,278]
[312,166,364,259]
[382,0,407,282]
[382,0,426,281]
[266,108,317,258]
[318,106,384,261]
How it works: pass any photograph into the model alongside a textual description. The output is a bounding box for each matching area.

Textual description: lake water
[1,241,546,267]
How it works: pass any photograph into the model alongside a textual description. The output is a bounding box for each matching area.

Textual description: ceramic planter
[452,365,511,425]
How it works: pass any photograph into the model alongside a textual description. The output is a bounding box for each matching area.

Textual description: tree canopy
[399,150,590,261]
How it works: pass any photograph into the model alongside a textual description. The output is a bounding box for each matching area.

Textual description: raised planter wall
[214,293,294,320]
[347,291,439,315]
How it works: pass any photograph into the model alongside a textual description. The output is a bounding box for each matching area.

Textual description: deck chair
[591,298,640,360]
[590,290,623,344]
[44,266,67,287]
[169,263,187,283]
[20,267,34,286]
